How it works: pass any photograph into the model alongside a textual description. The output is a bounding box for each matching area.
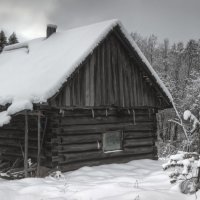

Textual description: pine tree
[8,32,18,45]
[0,30,7,52]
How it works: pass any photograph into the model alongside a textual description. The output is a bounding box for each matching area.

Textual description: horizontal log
[124,146,154,154]
[0,153,46,162]
[59,150,101,162]
[59,153,155,171]
[0,142,39,150]
[0,136,38,142]
[58,142,100,153]
[55,115,154,126]
[0,129,23,134]
[124,131,155,139]
[54,122,155,135]
[0,127,24,132]
[51,108,156,118]
[0,146,42,156]
[57,134,102,144]
[58,147,154,163]
[0,129,41,136]
[124,138,154,147]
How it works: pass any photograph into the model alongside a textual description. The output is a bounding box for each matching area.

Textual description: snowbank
[0,159,197,200]
[0,19,172,126]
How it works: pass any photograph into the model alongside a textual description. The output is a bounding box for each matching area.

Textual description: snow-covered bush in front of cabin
[49,170,65,179]
[157,140,178,158]
[163,151,200,194]
[161,110,200,194]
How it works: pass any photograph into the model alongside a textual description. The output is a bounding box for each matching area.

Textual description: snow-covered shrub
[163,151,200,194]
[49,170,65,179]
[157,140,177,158]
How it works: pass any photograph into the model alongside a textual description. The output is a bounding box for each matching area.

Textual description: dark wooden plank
[101,42,106,105]
[24,112,28,177]
[124,131,154,139]
[117,45,125,107]
[58,142,100,153]
[59,122,154,132]
[110,36,119,106]
[59,153,155,171]
[124,138,154,147]
[77,71,81,106]
[58,115,153,126]
[131,62,136,106]
[58,134,102,144]
[59,149,154,163]
[85,61,90,106]
[89,54,95,106]
[124,146,154,154]
[95,47,101,106]
[65,85,70,106]
[127,59,133,107]
[53,122,155,135]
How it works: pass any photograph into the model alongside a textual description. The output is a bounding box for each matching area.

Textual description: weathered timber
[124,146,154,154]
[58,142,100,153]
[36,112,41,176]
[24,112,28,178]
[59,153,155,171]
[58,122,155,132]
[57,134,102,144]
[59,150,155,166]
[124,138,154,147]
[124,131,155,139]
[55,115,154,126]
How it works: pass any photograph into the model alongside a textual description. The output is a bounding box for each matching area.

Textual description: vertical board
[85,62,90,106]
[89,55,95,106]
[49,32,162,108]
[65,85,70,106]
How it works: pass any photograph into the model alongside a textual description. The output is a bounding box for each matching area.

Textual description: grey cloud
[0,0,200,42]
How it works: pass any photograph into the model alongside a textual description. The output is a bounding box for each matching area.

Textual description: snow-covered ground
[0,159,198,200]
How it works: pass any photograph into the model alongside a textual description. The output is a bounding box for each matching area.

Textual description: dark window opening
[103,130,123,152]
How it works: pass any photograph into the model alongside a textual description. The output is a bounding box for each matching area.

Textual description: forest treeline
[131,32,200,150]
[0,30,19,52]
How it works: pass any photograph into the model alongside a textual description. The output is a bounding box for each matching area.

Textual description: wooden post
[36,112,41,177]
[197,166,200,183]
[24,111,28,178]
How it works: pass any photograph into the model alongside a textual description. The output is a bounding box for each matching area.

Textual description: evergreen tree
[0,30,7,52]
[8,32,18,45]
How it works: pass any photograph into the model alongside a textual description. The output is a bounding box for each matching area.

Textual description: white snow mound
[0,159,194,200]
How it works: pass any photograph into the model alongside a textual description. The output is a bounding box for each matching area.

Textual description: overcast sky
[1,0,200,43]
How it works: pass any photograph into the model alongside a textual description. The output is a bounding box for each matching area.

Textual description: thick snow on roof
[0,19,172,126]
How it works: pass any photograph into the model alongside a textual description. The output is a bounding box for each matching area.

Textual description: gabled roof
[0,19,173,126]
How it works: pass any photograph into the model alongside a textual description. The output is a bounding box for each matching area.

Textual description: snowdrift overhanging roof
[0,19,173,126]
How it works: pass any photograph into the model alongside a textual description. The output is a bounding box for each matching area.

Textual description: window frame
[102,130,123,153]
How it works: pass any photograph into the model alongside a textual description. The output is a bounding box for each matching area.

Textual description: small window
[103,131,123,153]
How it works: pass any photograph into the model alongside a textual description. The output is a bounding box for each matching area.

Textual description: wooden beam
[24,111,28,178]
[14,110,44,117]
[36,111,41,177]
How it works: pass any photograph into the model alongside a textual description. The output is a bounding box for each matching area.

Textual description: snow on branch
[183,110,200,134]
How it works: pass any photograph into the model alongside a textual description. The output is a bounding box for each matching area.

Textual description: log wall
[0,114,52,167]
[0,107,158,171]
[49,108,158,171]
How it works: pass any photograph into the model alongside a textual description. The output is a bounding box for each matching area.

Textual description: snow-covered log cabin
[0,19,173,172]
